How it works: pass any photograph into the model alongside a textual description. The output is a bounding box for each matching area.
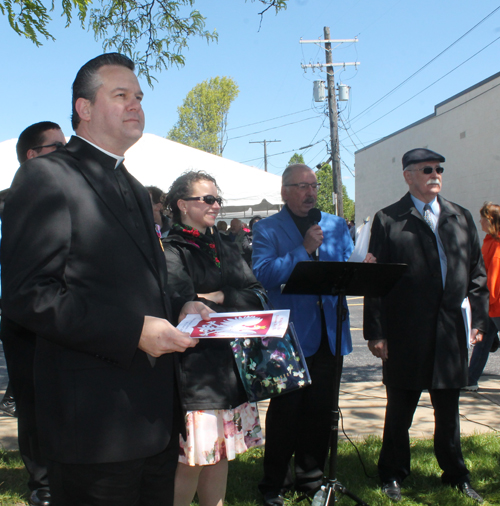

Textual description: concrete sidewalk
[0,375,498,452]
[256,376,500,440]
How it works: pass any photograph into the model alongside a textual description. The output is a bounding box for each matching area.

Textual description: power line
[240,146,306,164]
[339,115,362,151]
[227,116,319,141]
[341,159,355,178]
[249,139,281,172]
[227,108,311,131]
[352,34,500,136]
[349,4,500,125]
[353,0,404,38]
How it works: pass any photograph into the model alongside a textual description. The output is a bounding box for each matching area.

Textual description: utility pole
[249,139,280,172]
[324,27,343,217]
[300,30,359,217]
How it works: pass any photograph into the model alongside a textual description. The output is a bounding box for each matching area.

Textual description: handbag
[230,290,312,402]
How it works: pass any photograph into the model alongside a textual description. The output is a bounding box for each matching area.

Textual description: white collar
[76,136,125,169]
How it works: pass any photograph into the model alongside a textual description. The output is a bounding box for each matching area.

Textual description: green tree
[168,76,239,155]
[1,0,288,85]
[287,153,305,166]
[315,163,355,220]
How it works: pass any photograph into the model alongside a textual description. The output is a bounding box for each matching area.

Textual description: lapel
[276,206,306,249]
[123,166,167,282]
[65,137,160,277]
[436,194,460,273]
[399,192,440,270]
[437,195,459,237]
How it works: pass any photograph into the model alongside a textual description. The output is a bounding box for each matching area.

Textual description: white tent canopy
[0,134,283,215]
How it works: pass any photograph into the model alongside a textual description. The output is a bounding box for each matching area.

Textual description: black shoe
[29,489,51,506]
[0,396,16,417]
[382,480,401,502]
[456,481,483,503]
[263,492,284,506]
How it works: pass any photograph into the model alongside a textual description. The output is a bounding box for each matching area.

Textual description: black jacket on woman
[162,227,264,410]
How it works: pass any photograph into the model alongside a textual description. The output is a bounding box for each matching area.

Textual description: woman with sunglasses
[163,171,264,506]
[465,202,500,391]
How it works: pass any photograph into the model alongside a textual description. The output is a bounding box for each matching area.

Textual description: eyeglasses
[31,142,65,151]
[183,195,223,206]
[406,166,444,175]
[283,183,321,190]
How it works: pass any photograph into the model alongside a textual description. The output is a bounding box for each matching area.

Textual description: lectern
[282,261,407,506]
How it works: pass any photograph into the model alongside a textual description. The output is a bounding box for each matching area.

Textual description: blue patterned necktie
[423,204,434,230]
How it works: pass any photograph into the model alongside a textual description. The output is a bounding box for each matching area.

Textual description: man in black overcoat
[1,121,66,506]
[364,148,488,503]
[1,53,208,506]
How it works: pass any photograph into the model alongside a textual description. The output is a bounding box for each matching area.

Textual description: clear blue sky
[1,0,500,201]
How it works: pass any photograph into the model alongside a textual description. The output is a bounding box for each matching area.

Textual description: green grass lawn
[0,433,499,505]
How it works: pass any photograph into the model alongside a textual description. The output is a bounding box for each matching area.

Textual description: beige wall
[355,72,500,240]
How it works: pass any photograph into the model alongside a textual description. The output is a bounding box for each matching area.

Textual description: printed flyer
[177,310,290,339]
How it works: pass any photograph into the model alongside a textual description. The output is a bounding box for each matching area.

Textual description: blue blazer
[252,207,354,357]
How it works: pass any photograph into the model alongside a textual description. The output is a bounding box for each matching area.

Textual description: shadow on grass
[224,435,500,506]
[1,435,498,506]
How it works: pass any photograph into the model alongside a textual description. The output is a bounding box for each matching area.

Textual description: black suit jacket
[2,136,182,464]
[364,192,488,390]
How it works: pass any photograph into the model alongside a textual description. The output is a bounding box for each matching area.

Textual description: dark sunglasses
[183,195,223,206]
[31,142,65,151]
[408,166,444,175]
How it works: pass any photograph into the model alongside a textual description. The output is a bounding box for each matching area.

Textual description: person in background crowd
[1,53,209,506]
[249,215,263,236]
[228,218,252,266]
[464,202,500,391]
[252,163,353,506]
[1,120,66,506]
[349,220,356,242]
[217,220,228,234]
[162,171,264,506]
[364,148,488,503]
[146,185,170,237]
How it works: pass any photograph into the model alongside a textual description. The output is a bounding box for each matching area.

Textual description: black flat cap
[402,148,445,169]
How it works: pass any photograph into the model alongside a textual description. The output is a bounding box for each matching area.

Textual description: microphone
[308,208,322,225]
[307,208,321,260]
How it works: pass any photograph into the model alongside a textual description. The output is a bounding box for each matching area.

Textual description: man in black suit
[1,53,208,506]
[364,148,488,503]
[1,121,66,506]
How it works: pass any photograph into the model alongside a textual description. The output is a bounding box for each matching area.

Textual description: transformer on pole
[300,31,359,217]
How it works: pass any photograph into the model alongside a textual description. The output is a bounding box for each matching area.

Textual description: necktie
[423,204,434,230]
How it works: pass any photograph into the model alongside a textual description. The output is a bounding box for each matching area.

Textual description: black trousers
[378,386,469,485]
[1,317,49,491]
[48,424,179,506]
[259,336,342,494]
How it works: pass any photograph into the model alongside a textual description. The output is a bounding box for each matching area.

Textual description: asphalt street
[343,296,500,383]
[0,298,498,392]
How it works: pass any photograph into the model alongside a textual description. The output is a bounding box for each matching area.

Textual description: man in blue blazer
[252,164,354,505]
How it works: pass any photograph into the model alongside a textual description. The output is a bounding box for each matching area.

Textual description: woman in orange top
[466,202,500,390]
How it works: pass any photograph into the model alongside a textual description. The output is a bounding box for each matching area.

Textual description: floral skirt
[179,402,263,466]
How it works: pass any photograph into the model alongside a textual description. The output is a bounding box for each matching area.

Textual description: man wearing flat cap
[364,148,488,502]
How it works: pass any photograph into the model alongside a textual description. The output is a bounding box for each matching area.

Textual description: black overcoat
[363,192,488,390]
[162,230,264,410]
[1,136,183,464]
